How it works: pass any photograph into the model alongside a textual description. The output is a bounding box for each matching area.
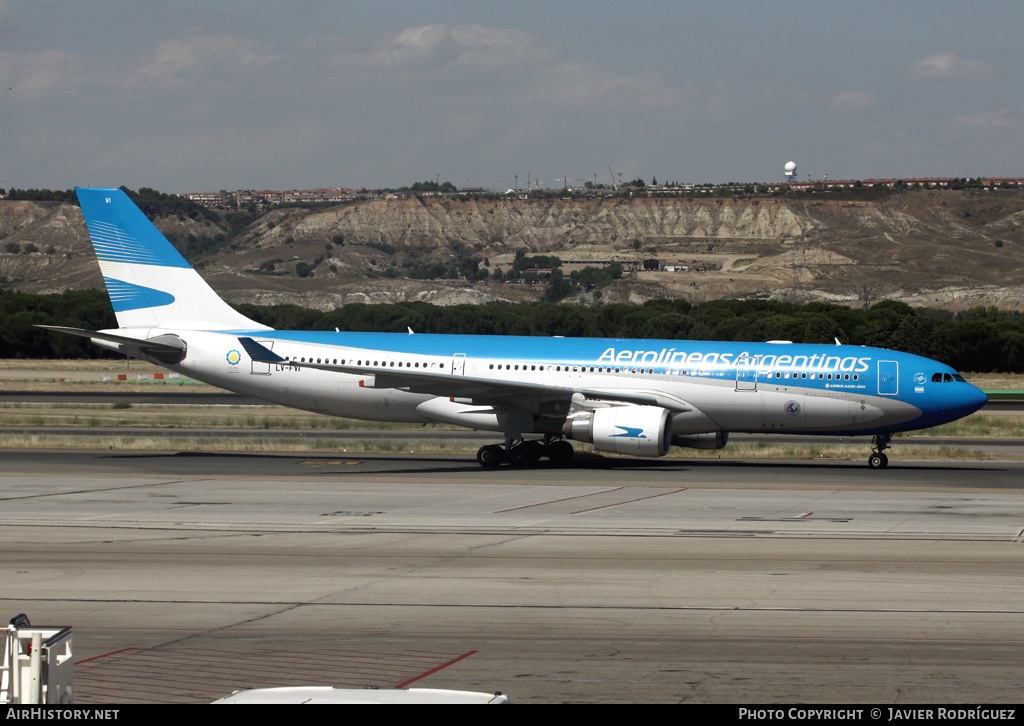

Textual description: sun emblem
[226,349,242,365]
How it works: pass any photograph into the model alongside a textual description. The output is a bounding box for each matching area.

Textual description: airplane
[40,187,988,469]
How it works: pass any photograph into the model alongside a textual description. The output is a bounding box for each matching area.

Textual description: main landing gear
[868,433,892,469]
[476,437,575,468]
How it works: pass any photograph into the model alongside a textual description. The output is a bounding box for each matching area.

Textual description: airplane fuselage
[130,328,985,440]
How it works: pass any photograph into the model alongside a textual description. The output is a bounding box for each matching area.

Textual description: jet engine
[563,405,672,457]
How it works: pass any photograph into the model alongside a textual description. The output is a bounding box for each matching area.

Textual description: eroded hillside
[2,190,1023,311]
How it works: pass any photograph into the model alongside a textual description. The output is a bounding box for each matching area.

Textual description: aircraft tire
[477,445,504,468]
[545,440,574,464]
[508,440,543,467]
[868,452,888,469]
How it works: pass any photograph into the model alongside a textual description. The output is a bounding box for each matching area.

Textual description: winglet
[238,337,286,363]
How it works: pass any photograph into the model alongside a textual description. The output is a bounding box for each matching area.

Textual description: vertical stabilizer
[76,188,269,331]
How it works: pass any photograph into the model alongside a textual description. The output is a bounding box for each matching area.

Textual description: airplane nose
[969,384,989,412]
[949,384,988,420]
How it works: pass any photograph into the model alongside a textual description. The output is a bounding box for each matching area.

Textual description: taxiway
[1,449,1022,703]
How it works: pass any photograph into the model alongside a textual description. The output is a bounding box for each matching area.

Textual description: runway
[2,449,1023,704]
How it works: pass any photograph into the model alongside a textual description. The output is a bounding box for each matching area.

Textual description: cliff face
[3,191,1024,310]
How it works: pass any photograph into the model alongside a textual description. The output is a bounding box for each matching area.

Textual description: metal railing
[1,614,73,704]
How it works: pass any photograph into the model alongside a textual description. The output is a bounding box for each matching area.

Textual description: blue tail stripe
[77,188,192,269]
[103,277,176,312]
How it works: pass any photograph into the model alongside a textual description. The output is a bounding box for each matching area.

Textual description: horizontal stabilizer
[37,325,183,352]
[37,325,187,363]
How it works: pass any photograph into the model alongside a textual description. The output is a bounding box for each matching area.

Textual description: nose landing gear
[868,433,891,469]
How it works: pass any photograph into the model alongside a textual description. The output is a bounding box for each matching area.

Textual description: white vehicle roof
[212,686,508,704]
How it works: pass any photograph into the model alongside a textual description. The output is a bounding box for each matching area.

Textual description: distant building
[177,176,1024,207]
[181,187,363,207]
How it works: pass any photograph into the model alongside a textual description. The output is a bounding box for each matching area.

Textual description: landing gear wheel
[545,440,574,464]
[505,438,544,466]
[868,433,892,470]
[508,440,543,467]
[476,444,504,468]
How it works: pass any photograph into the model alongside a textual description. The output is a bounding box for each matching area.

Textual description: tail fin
[76,188,269,331]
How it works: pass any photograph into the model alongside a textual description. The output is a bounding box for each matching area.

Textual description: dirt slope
[2,190,1022,311]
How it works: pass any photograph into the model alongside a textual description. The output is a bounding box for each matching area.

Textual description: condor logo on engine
[611,425,647,439]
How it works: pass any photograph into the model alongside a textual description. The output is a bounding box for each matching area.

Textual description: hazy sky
[2,0,1022,192]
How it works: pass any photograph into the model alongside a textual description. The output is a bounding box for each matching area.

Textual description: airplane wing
[238,337,694,412]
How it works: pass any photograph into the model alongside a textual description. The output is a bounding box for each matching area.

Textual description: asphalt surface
[2,448,1024,704]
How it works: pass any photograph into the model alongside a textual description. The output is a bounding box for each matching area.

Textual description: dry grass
[911,412,1024,438]
[674,441,993,462]
[964,372,1024,390]
[0,432,480,455]
[0,431,999,463]
[0,402,448,431]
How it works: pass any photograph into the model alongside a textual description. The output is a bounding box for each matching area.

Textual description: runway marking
[395,650,478,689]
[739,512,852,522]
[495,487,689,516]
[320,510,385,517]
[570,488,689,514]
[301,460,362,467]
[73,645,478,704]
[75,647,138,664]
[0,478,205,502]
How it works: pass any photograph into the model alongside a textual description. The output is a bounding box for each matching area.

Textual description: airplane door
[452,353,466,375]
[878,360,899,396]
[735,365,757,391]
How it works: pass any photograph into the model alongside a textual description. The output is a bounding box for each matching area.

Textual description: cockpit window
[953,373,966,382]
[932,373,943,383]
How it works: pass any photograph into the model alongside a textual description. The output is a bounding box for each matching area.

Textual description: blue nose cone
[946,383,988,421]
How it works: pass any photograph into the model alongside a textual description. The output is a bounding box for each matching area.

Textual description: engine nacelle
[563,405,672,457]
[672,431,729,450]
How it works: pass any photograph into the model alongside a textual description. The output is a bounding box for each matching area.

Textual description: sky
[2,0,1022,193]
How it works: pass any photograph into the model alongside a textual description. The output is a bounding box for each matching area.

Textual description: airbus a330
[42,188,988,468]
